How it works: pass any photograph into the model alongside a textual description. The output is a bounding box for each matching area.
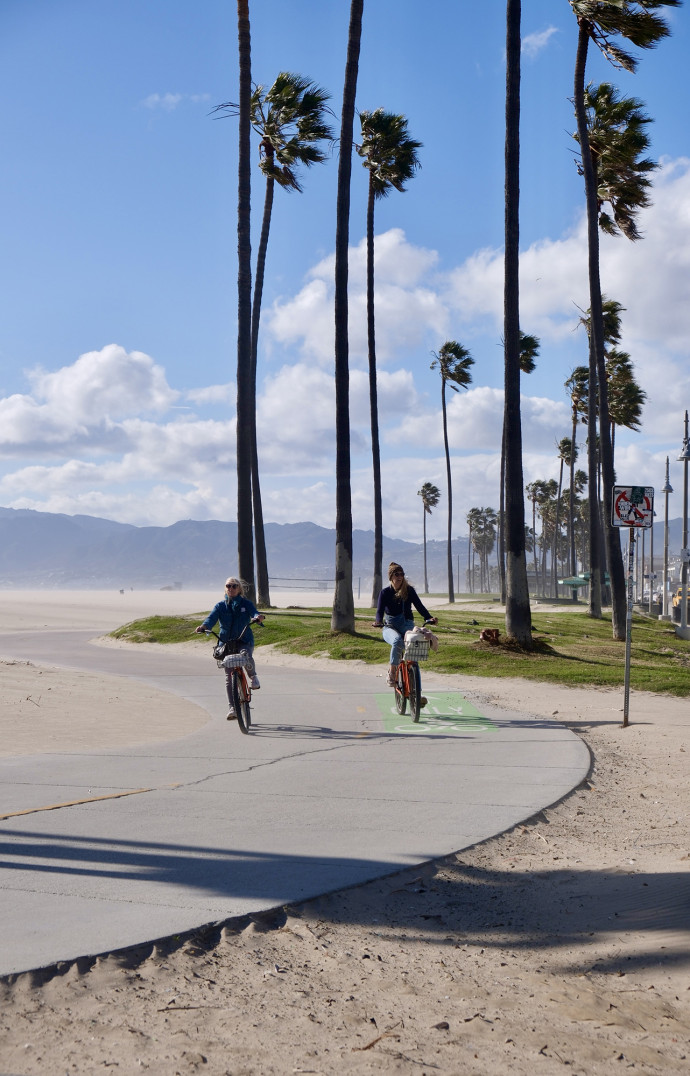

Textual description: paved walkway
[0,628,590,977]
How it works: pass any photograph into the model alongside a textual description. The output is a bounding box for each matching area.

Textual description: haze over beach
[1,0,689,545]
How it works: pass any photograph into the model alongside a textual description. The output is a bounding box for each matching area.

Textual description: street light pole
[662,456,673,619]
[678,410,690,634]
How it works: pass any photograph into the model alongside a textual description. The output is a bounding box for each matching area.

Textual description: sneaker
[250,675,260,689]
[226,709,236,721]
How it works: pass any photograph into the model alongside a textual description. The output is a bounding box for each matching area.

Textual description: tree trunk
[236,0,254,598]
[503,0,532,645]
[331,0,363,633]
[441,379,454,603]
[249,176,274,607]
[569,403,578,599]
[573,18,625,636]
[366,176,383,608]
[466,522,472,592]
[423,507,429,593]
[499,422,506,603]
[552,458,564,597]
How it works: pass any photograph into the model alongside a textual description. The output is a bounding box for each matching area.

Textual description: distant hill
[0,507,468,591]
[0,507,684,591]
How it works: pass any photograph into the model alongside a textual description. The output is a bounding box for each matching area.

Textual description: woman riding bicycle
[195,577,264,720]
[372,563,437,686]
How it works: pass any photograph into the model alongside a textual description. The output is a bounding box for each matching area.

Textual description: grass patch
[110,606,690,697]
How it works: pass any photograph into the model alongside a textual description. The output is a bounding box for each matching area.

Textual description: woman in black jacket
[373,562,437,685]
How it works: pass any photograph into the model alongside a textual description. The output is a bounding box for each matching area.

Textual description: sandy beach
[0,590,688,1074]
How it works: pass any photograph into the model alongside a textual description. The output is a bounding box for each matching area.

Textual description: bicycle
[202,618,263,735]
[392,629,432,723]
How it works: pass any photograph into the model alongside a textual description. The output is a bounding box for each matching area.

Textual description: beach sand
[0,590,688,1074]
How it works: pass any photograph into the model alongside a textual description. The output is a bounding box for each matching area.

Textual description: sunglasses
[226,582,240,589]
[391,571,404,577]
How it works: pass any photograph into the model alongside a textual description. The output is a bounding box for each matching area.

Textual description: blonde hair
[225,577,247,596]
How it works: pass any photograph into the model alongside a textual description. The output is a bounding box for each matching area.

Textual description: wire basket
[403,638,430,661]
[221,652,250,670]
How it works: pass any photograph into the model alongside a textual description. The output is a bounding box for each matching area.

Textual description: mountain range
[0,507,465,591]
[0,507,685,592]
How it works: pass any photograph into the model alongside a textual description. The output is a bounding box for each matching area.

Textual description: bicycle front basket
[221,652,249,670]
[404,638,430,661]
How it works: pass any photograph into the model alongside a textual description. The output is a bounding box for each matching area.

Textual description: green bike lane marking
[375,691,498,735]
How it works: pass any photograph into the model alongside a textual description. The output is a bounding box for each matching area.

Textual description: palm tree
[431,341,474,604]
[606,348,646,459]
[357,109,422,606]
[552,437,576,595]
[217,73,334,607]
[569,0,679,636]
[473,508,498,593]
[466,507,482,593]
[565,365,589,584]
[332,0,363,633]
[582,82,655,241]
[504,0,532,645]
[418,483,441,594]
[498,330,539,604]
[236,0,254,598]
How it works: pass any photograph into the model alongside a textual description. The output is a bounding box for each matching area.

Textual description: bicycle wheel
[232,671,251,734]
[394,664,407,715]
[408,662,422,723]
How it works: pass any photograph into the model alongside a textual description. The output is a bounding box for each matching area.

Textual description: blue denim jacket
[202,595,259,647]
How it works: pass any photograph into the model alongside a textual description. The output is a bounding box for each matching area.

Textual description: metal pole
[623,526,635,728]
[648,512,654,615]
[680,410,689,632]
[662,457,672,619]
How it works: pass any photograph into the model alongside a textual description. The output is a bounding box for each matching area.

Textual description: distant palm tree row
[231,1,678,646]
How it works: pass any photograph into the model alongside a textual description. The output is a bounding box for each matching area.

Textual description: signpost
[612,486,654,727]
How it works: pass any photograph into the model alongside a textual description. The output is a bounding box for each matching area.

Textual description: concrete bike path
[0,628,590,977]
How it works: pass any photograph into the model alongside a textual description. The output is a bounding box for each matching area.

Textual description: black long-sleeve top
[374,584,432,625]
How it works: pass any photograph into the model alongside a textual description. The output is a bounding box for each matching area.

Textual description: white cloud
[267,228,448,365]
[140,93,184,111]
[2,159,689,531]
[186,382,235,406]
[0,345,178,456]
[522,27,559,60]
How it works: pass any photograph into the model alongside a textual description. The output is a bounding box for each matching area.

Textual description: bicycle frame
[204,625,256,734]
[393,656,423,723]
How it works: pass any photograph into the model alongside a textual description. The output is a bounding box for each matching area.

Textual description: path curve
[0,628,590,977]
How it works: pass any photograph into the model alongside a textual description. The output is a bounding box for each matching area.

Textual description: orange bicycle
[393,632,431,723]
[203,619,262,734]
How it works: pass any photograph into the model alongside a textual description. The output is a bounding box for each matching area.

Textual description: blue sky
[0,0,688,542]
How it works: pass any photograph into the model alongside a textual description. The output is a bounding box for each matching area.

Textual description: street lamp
[662,457,673,619]
[678,410,690,633]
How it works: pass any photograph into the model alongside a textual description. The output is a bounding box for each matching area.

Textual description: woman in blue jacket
[373,562,437,685]
[196,577,264,719]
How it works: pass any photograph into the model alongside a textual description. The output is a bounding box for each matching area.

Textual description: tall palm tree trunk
[569,404,578,593]
[366,177,383,607]
[503,0,531,644]
[466,522,472,593]
[422,504,429,593]
[552,458,564,597]
[499,424,506,603]
[574,19,625,635]
[441,379,454,603]
[249,175,274,607]
[236,0,254,598]
[331,0,363,633]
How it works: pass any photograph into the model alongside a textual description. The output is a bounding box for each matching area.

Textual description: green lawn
[110,605,690,697]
